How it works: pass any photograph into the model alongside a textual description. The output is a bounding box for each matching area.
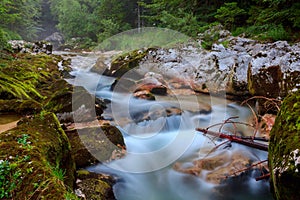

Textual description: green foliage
[17,134,30,146]
[0,29,8,51]
[51,164,66,181]
[65,191,80,200]
[215,2,246,30]
[0,160,21,198]
[0,0,43,41]
[263,24,290,41]
[97,19,121,42]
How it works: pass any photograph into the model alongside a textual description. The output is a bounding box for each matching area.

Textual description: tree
[215,2,246,30]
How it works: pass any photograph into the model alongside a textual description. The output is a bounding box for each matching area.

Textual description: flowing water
[58,52,273,200]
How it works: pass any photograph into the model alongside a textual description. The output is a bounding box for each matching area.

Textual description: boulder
[66,125,125,168]
[103,48,152,78]
[44,32,64,49]
[268,90,300,200]
[0,113,76,199]
[75,169,116,200]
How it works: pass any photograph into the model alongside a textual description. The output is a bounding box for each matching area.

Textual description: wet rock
[48,84,105,123]
[174,150,251,184]
[268,90,300,200]
[103,48,153,78]
[134,34,300,99]
[90,56,108,74]
[132,106,183,122]
[76,169,116,200]
[134,72,168,95]
[133,90,156,100]
[66,125,125,168]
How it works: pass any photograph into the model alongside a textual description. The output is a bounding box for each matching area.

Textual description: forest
[1,0,300,50]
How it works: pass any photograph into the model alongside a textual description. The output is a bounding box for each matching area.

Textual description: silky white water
[62,52,273,200]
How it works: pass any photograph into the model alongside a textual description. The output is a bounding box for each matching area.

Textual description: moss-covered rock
[268,90,300,200]
[103,48,154,78]
[76,169,115,200]
[66,125,125,168]
[0,112,76,199]
[0,53,63,114]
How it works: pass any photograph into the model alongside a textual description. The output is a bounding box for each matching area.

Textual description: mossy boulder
[66,125,125,168]
[268,90,300,200]
[0,53,63,114]
[103,48,153,78]
[0,112,76,199]
[76,169,115,200]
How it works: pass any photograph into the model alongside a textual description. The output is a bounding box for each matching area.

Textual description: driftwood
[196,128,269,151]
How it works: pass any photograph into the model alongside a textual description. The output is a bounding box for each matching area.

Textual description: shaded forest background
[1,0,300,49]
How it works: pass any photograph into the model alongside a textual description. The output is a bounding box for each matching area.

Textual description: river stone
[66,125,125,168]
[174,149,251,184]
[76,169,116,200]
[268,90,300,200]
[103,48,152,78]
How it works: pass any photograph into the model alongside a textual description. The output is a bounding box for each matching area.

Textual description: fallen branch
[255,173,270,181]
[196,128,268,151]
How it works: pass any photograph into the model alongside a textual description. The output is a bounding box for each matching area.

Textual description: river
[57,51,273,200]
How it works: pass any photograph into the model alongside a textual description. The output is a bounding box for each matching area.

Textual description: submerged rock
[174,150,251,184]
[268,90,300,200]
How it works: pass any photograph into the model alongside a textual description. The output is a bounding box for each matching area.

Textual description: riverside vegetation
[0,47,125,199]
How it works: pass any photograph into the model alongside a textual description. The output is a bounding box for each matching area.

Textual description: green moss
[0,113,76,199]
[66,125,125,168]
[76,170,115,200]
[104,48,155,77]
[268,90,300,200]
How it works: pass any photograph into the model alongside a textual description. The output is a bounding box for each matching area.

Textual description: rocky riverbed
[1,27,299,199]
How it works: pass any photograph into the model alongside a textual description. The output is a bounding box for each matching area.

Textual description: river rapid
[57,51,273,200]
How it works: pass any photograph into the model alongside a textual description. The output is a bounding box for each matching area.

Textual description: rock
[247,41,300,98]
[76,169,116,200]
[47,84,105,123]
[134,72,168,95]
[44,32,64,49]
[90,56,108,74]
[8,40,53,54]
[174,149,251,184]
[133,90,155,100]
[66,125,125,168]
[103,48,152,78]
[268,90,300,200]
[0,113,76,199]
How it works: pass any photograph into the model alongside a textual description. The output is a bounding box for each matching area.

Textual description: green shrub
[264,24,290,41]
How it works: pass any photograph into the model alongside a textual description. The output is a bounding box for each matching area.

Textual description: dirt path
[0,120,19,133]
